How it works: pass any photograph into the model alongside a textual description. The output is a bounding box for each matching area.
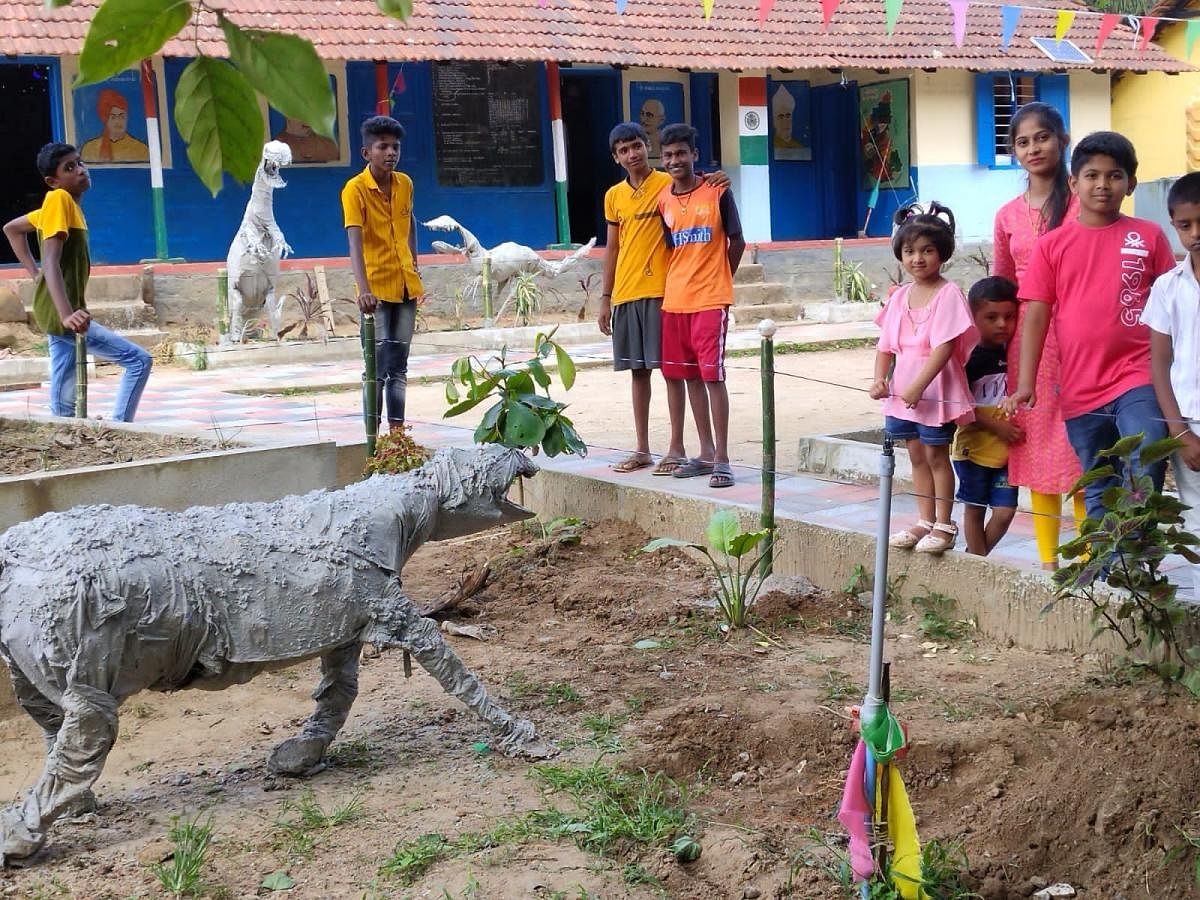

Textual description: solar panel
[1030,36,1094,64]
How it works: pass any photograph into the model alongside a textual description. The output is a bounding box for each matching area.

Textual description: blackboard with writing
[433,62,544,188]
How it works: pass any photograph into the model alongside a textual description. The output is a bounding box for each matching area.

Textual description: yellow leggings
[1031,491,1087,565]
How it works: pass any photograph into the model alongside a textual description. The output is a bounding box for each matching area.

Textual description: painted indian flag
[737,77,768,166]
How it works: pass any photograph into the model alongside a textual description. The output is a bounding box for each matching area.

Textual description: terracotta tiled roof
[2,0,1189,72]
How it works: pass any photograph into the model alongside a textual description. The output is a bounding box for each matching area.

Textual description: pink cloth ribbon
[837,740,877,881]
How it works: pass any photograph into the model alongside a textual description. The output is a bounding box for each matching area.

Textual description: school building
[0,0,1186,266]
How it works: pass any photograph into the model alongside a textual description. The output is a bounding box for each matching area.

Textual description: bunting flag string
[1000,4,1022,51]
[758,0,776,24]
[820,0,841,30]
[1188,19,1200,59]
[702,0,714,19]
[616,0,627,12]
[1054,8,1074,43]
[1095,12,1120,52]
[949,0,969,46]
[885,0,904,34]
[1139,15,1160,53]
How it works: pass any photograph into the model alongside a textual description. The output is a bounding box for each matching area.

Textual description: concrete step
[87,301,158,330]
[115,327,170,351]
[12,273,145,306]
[734,263,765,285]
[733,281,788,308]
[728,302,803,329]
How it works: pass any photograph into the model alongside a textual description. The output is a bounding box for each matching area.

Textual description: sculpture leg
[390,603,554,759]
[0,684,118,865]
[7,664,63,753]
[264,283,284,339]
[267,642,360,776]
[229,283,246,343]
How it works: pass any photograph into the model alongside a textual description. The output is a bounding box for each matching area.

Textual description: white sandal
[889,519,934,549]
[915,521,958,554]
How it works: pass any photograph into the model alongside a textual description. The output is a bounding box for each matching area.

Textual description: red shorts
[660,308,729,382]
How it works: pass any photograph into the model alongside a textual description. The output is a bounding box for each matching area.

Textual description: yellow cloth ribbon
[887,765,924,900]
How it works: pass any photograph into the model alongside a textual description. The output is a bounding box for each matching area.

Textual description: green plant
[843,563,870,596]
[912,591,972,643]
[641,509,773,632]
[277,272,357,341]
[544,681,583,707]
[621,863,663,889]
[380,832,450,884]
[503,270,544,326]
[832,238,876,303]
[1054,435,1200,694]
[363,425,432,476]
[1162,820,1200,889]
[150,815,214,897]
[819,669,859,703]
[444,331,585,457]
[577,272,599,321]
[274,790,364,858]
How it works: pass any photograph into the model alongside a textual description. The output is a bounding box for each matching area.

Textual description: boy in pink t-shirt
[1009,132,1176,518]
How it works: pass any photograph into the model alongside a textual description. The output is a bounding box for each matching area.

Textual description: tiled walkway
[2,318,1191,598]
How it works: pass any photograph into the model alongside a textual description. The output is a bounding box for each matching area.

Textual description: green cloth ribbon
[861,703,906,764]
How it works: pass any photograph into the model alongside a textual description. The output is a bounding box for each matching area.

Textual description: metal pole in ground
[74,332,87,419]
[362,313,377,458]
[862,435,895,723]
[759,319,777,576]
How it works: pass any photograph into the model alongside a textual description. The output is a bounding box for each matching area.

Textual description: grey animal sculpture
[0,446,551,865]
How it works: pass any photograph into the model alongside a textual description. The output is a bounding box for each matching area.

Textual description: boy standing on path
[1007,132,1176,518]
[3,143,151,422]
[342,116,424,430]
[656,124,745,489]
[1143,172,1200,596]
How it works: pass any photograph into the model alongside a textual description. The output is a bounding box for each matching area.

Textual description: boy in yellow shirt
[341,116,423,429]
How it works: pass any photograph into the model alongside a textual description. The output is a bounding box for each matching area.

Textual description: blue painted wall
[79,60,557,264]
[909,163,1025,242]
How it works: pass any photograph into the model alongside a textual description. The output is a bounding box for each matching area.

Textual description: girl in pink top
[992,102,1084,570]
[871,203,979,554]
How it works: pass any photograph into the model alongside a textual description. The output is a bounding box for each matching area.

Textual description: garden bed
[0,419,213,478]
[0,519,1196,899]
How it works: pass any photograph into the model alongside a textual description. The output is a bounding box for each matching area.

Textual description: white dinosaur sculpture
[226,141,294,342]
[423,215,596,316]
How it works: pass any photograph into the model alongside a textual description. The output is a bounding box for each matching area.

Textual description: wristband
[1174,428,1192,440]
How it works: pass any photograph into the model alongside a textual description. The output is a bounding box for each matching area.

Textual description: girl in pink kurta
[871,203,979,554]
[992,102,1084,570]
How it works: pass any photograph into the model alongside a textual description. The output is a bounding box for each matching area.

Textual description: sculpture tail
[546,237,597,276]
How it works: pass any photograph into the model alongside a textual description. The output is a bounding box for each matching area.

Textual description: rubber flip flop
[613,454,653,473]
[672,458,715,479]
[653,455,687,476]
[709,464,735,488]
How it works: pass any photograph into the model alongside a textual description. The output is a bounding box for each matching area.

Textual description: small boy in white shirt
[1143,172,1200,596]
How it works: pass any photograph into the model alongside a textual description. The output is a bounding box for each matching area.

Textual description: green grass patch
[912,591,973,644]
[818,670,859,704]
[150,815,215,897]
[274,790,364,859]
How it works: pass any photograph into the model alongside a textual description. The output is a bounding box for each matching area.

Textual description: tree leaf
[219,15,335,139]
[444,380,459,404]
[641,537,700,553]
[541,421,566,457]
[502,402,547,448]
[528,357,552,389]
[1098,434,1145,459]
[173,57,264,195]
[555,343,577,390]
[706,509,740,555]
[375,0,414,18]
[77,0,193,87]
[480,400,504,430]
[726,530,771,559]
[1138,435,1182,468]
[445,395,488,418]
[261,871,295,891]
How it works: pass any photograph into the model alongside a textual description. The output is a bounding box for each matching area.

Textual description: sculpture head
[260,141,293,188]
[425,446,538,540]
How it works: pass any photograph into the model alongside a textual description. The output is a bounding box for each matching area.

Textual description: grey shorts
[611,297,663,371]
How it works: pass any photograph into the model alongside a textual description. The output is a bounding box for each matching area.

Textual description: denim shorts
[953,459,1018,509]
[884,416,957,446]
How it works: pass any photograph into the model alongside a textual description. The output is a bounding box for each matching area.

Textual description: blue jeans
[48,323,152,422]
[1064,384,1167,520]
[369,298,415,426]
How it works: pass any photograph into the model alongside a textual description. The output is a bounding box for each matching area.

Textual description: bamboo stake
[362,313,377,457]
[74,332,87,418]
[759,320,777,576]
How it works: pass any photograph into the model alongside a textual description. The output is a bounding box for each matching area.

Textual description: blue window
[974,72,1069,168]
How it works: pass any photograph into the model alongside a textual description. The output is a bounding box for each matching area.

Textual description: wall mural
[74,69,150,165]
[859,79,910,191]
[770,81,812,161]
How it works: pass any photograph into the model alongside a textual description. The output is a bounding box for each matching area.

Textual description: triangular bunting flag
[821,0,841,29]
[757,0,775,24]
[538,0,548,7]
[702,0,713,19]
[949,0,968,47]
[1055,9,1075,44]
[1000,4,1021,51]
[1139,16,1159,54]
[1095,13,1119,52]
[1188,19,1200,59]
[616,0,627,12]
[885,0,903,35]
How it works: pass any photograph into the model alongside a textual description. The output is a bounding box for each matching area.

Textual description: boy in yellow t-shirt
[599,122,727,475]
[951,277,1024,556]
[342,116,424,429]
[3,142,152,421]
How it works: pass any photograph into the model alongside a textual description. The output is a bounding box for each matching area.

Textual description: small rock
[730,770,747,785]
[737,751,751,763]
[1032,886,1075,899]
[171,772,191,786]
[989,782,1004,799]
[136,838,174,866]
[743,888,761,899]
[0,289,26,324]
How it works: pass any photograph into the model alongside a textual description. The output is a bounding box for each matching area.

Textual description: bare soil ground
[1,520,1198,899]
[0,420,216,478]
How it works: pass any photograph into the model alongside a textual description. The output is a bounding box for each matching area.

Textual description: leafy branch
[51,0,411,193]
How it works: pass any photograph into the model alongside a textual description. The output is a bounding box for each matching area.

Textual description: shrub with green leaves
[444,331,585,457]
[363,425,432,477]
[1055,434,1200,695]
[641,509,773,631]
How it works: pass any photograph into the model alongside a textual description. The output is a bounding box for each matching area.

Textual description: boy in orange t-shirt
[656,124,745,488]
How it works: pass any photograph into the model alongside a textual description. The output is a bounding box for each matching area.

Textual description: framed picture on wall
[268,73,344,165]
[860,79,910,190]
[73,68,153,166]
[629,81,684,161]
[770,82,812,161]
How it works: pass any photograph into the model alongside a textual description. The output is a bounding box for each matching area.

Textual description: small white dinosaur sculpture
[423,215,596,315]
[226,141,294,342]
